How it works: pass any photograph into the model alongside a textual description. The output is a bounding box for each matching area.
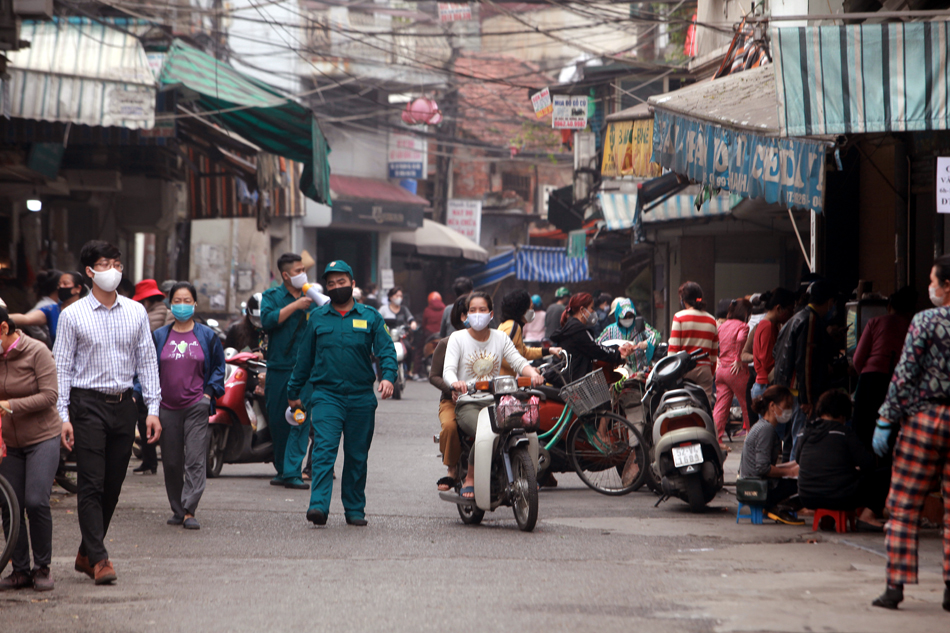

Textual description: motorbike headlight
[492,375,517,395]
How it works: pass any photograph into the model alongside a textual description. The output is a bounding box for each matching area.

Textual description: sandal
[460,486,475,499]
[437,476,455,491]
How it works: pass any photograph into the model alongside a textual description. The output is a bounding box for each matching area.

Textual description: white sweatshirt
[443,329,530,403]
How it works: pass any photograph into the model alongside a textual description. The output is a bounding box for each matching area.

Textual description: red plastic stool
[812,509,856,533]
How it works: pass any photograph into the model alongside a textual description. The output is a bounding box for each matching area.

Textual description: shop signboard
[938,157,950,214]
[531,87,553,119]
[388,132,427,179]
[552,95,588,130]
[446,199,482,243]
[651,109,826,212]
[438,3,471,21]
[601,119,661,178]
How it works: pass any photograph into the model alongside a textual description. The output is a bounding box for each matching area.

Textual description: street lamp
[26,199,42,212]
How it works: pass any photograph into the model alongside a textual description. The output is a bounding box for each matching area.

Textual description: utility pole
[432,39,459,225]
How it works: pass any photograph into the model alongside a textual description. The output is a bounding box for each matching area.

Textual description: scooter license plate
[671,443,703,468]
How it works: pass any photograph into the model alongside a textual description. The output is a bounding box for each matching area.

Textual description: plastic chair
[737,501,765,525]
[812,508,856,533]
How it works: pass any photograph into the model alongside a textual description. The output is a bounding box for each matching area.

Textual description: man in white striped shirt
[54,240,162,586]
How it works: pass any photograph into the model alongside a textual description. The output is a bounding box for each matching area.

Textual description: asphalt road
[1,382,947,632]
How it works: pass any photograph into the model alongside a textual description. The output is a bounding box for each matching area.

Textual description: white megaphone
[302,282,330,307]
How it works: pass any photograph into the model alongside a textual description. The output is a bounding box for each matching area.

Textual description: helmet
[246,292,263,328]
[555,286,570,298]
[530,294,542,308]
[428,291,442,304]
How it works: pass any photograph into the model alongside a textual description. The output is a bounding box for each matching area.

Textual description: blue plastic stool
[737,502,765,525]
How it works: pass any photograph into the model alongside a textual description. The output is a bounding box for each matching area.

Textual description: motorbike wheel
[457,501,485,525]
[567,412,647,496]
[0,473,21,574]
[685,474,707,513]
[392,365,405,400]
[207,424,227,478]
[509,447,538,532]
[54,449,79,494]
[643,447,661,494]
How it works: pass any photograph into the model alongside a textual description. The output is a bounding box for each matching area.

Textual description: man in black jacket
[795,390,887,531]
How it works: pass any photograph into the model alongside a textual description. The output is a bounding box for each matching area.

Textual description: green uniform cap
[323,260,354,279]
[555,286,570,298]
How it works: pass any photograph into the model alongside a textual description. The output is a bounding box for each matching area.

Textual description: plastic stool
[737,502,765,525]
[812,508,856,533]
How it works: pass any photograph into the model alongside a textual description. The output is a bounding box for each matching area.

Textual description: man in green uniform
[260,253,314,490]
[288,260,397,526]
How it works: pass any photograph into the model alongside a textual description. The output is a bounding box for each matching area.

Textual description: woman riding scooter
[443,292,543,499]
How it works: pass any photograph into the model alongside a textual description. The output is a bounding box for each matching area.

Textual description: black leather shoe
[306,509,327,526]
[133,464,157,475]
[345,517,368,527]
[167,515,184,526]
[872,586,903,610]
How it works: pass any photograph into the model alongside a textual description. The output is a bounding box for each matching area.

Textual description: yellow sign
[601,119,661,178]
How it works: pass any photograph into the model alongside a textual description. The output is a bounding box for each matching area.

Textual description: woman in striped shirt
[668,281,719,409]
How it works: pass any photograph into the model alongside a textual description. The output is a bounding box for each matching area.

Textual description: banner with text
[438,3,472,21]
[938,157,950,214]
[388,132,427,179]
[601,119,661,178]
[531,87,553,119]
[446,199,482,244]
[651,109,826,212]
[552,95,588,130]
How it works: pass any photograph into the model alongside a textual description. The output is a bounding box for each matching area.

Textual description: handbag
[735,477,769,504]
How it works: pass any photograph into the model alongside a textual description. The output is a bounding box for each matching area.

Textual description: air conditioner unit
[14,0,53,19]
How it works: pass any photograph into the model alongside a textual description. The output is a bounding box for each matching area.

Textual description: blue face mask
[171,304,195,322]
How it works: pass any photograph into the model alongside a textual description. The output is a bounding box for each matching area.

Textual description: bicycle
[0,471,21,574]
[535,358,647,496]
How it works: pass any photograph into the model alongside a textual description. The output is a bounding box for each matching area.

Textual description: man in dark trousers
[288,260,397,527]
[55,240,162,585]
[261,253,315,490]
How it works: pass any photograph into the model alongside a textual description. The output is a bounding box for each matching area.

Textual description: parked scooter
[439,375,543,532]
[206,348,273,477]
[641,349,724,512]
[389,325,410,400]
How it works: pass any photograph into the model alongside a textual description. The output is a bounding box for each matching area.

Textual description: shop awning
[460,250,517,288]
[648,66,827,212]
[516,246,590,284]
[391,219,488,262]
[5,21,156,129]
[773,23,950,137]
[643,193,734,223]
[328,174,427,230]
[159,40,330,205]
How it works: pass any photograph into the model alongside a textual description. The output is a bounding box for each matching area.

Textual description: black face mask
[58,287,75,303]
[327,285,353,306]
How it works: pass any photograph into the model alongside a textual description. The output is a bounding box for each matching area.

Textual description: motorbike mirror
[634,316,644,334]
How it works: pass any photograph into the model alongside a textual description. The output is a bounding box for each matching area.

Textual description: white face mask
[391,296,403,307]
[929,285,945,307]
[524,309,535,323]
[89,267,122,293]
[468,312,491,331]
[289,272,307,289]
[619,318,634,328]
[776,407,793,424]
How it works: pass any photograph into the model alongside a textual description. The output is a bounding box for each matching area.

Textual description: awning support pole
[810,210,817,274]
[788,208,813,272]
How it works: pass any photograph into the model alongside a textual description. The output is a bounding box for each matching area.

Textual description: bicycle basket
[558,371,611,416]
[492,395,540,433]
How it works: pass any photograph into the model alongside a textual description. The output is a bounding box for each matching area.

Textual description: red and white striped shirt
[668,308,719,367]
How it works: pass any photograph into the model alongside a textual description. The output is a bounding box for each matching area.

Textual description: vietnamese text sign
[651,109,826,212]
[388,132,427,179]
[552,95,588,130]
[601,119,661,178]
[938,157,950,214]
[531,87,553,119]
[438,3,471,21]
[446,199,482,244]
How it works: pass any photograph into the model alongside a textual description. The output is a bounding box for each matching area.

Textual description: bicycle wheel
[567,412,646,496]
[0,474,21,574]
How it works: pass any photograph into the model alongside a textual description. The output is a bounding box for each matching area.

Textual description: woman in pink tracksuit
[713,299,752,445]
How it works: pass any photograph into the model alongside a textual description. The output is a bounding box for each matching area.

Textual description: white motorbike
[389,325,409,400]
[439,376,543,532]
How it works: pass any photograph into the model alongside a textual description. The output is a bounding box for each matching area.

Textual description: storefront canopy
[648,66,827,213]
[773,23,950,137]
[516,246,590,284]
[5,21,156,129]
[391,219,488,262]
[461,250,517,288]
[159,40,330,205]
[599,189,734,230]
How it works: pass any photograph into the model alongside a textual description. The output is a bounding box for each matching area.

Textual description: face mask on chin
[89,267,122,293]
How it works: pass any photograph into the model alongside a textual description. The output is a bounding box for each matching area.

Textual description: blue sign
[651,110,826,212]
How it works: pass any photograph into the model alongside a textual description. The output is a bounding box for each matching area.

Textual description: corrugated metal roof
[5,21,156,130]
[648,65,778,135]
[605,102,652,123]
[329,174,430,206]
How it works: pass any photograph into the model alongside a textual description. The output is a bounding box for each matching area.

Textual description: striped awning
[643,194,734,223]
[5,21,156,129]
[773,23,950,136]
[599,191,639,231]
[460,250,516,288]
[159,40,331,205]
[516,246,590,283]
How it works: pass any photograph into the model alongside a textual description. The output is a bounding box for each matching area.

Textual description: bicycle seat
[536,385,563,403]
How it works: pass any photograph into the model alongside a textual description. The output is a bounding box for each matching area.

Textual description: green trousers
[308,390,377,519]
[264,369,310,482]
